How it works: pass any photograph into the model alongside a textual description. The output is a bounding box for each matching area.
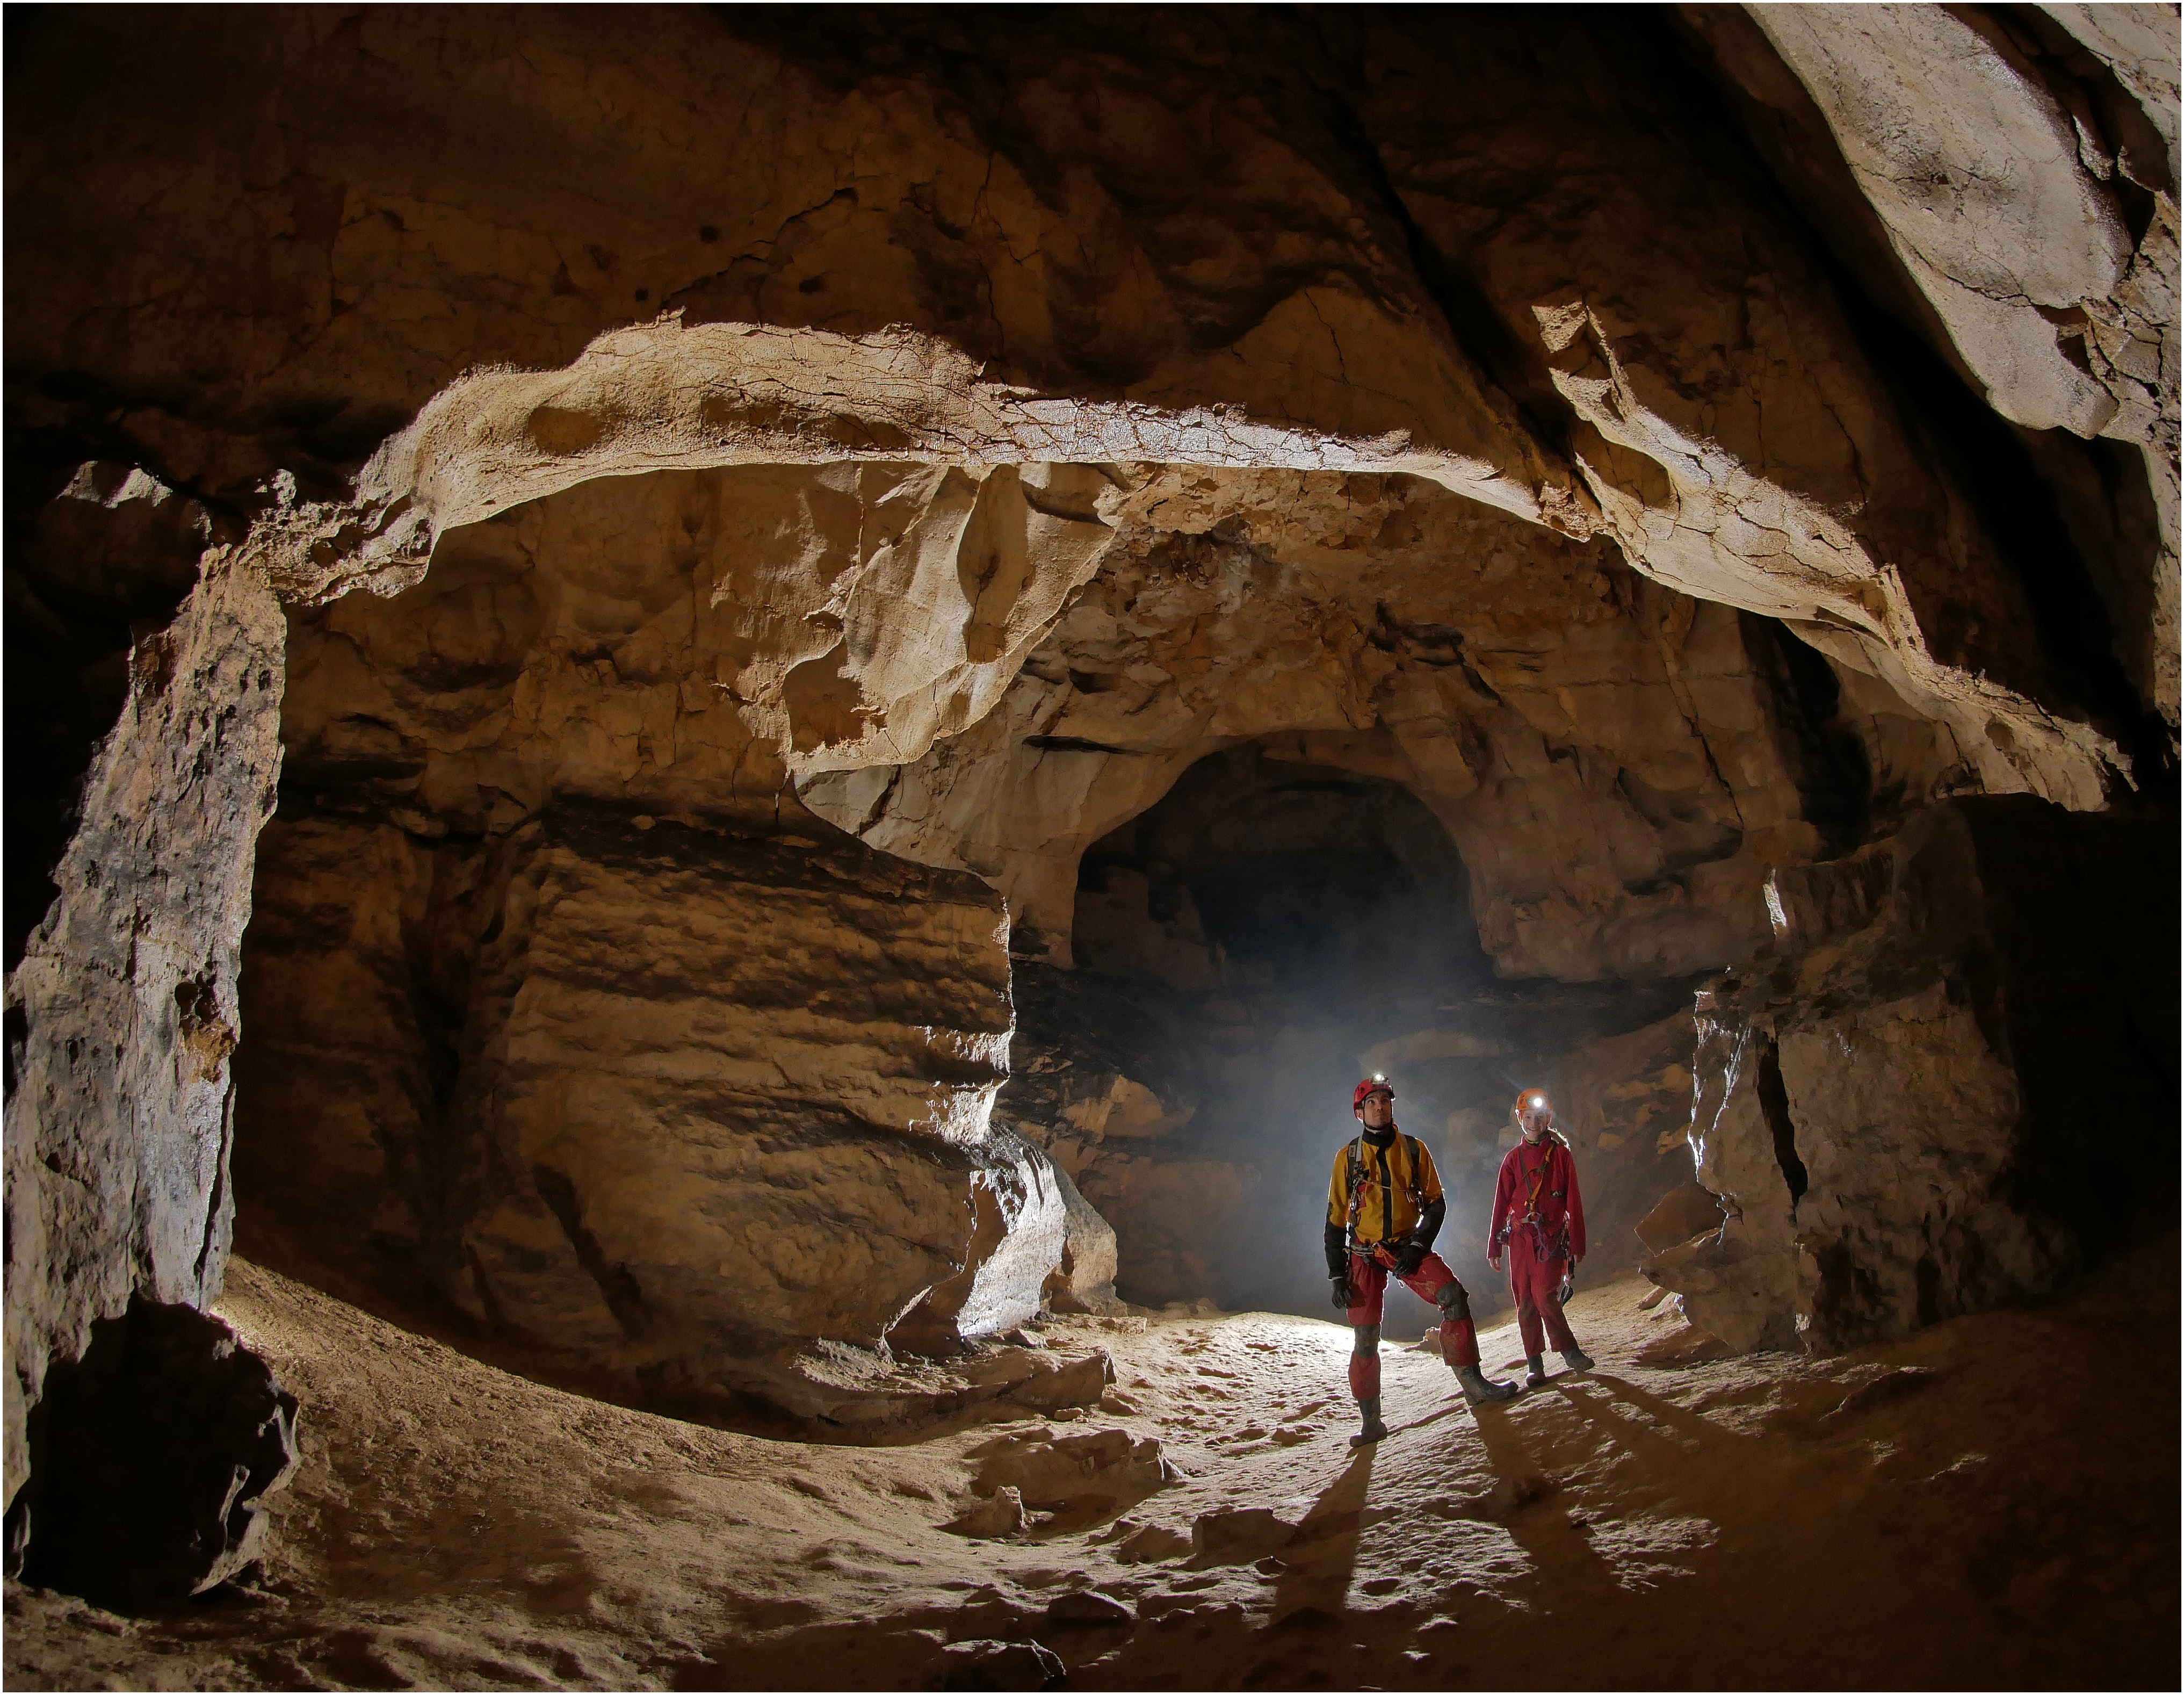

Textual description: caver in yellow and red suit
[1325,1074,1517,1448]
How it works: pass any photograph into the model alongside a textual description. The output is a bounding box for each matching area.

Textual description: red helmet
[1353,1074,1394,1109]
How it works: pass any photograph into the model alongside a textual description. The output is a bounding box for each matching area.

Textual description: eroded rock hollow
[5,4,2175,1681]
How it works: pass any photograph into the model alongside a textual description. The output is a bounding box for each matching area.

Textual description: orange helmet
[1353,1074,1394,1110]
[1514,1087,1553,1117]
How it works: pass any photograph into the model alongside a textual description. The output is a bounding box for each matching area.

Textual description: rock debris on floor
[6,1240,2174,1691]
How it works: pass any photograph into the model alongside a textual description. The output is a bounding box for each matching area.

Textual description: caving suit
[1324,1127,1480,1405]
[1489,1130,1587,1358]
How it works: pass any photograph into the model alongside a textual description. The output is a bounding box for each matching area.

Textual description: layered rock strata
[1687,3,2182,727]
[11,9,2155,789]
[805,466,1878,982]
[237,801,1068,1418]
[230,461,1128,1417]
[1650,796,2178,1351]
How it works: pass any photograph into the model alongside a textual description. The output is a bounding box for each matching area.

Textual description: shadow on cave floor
[6,1236,2172,1691]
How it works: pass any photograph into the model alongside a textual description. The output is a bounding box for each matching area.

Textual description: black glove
[1393,1238,1428,1276]
[1329,1273,1353,1312]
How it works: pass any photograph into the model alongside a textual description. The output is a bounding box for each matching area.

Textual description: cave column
[3,549,286,1511]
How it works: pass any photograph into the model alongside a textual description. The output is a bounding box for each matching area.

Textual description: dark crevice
[1829,278,2173,795]
[1746,611,1875,852]
[3,464,207,972]
[1754,1038,1808,1207]
[531,1164,655,1343]
[1298,34,1578,464]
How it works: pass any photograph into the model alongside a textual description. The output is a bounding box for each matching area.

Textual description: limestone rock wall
[10,9,2154,795]
[1650,797,2178,1352]
[236,809,1029,1376]
[234,478,1101,1411]
[805,468,1860,983]
[1687,3,2181,728]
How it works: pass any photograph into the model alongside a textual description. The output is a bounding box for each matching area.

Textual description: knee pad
[1351,1323,1381,1357]
[1436,1280,1471,1324]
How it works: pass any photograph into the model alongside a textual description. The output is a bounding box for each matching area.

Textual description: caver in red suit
[1488,1087,1594,1384]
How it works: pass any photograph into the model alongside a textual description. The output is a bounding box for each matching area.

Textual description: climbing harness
[1342,1131,1430,1260]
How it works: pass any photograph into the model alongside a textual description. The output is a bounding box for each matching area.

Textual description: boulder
[1116,1523,1195,1564]
[1006,1351,1117,1414]
[1636,1184,1726,1254]
[1653,796,2176,1351]
[971,1426,1171,1512]
[1190,1505,1301,1566]
[934,1639,1064,1692]
[1046,1589,1133,1625]
[1041,1163,1122,1314]
[942,1489,1028,1541]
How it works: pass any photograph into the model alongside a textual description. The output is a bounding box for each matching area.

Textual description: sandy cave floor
[6,1239,2176,1693]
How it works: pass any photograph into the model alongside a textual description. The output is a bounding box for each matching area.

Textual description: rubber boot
[1456,1366,1520,1405]
[1350,1396,1391,1448]
[1560,1346,1595,1373]
[1524,1353,1550,1388]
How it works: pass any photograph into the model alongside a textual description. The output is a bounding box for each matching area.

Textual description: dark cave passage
[1000,740,1698,1332]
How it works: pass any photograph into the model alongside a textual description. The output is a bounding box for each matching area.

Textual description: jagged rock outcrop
[11,9,2152,789]
[970,1425,1173,1519]
[1044,1163,1123,1314]
[1687,3,2181,729]
[806,468,1865,982]
[2,537,284,1516]
[228,457,1139,1411]
[237,799,1072,1413]
[1650,796,2177,1351]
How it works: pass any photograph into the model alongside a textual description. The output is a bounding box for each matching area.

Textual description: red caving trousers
[1344,1245,1479,1402]
[1507,1229,1579,1358]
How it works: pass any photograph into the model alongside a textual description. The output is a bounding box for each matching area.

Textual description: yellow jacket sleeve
[1327,1146,1350,1229]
